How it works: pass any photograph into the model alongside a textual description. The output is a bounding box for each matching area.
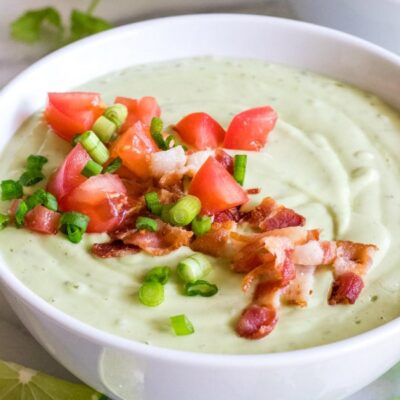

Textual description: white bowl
[1,14,400,400]
[287,0,400,55]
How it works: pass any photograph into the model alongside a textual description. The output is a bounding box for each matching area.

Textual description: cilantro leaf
[70,9,112,42]
[10,7,63,43]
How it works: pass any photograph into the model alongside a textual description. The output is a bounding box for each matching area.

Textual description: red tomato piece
[47,144,91,201]
[189,156,249,214]
[44,92,104,141]
[115,96,161,131]
[61,174,128,233]
[223,106,278,151]
[110,121,158,179]
[25,205,61,235]
[175,112,225,150]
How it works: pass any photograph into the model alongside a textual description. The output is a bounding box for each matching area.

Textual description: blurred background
[0,1,399,399]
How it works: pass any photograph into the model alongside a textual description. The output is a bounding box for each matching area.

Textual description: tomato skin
[44,92,104,141]
[61,174,128,233]
[47,144,91,201]
[189,156,249,214]
[115,96,161,131]
[223,106,278,151]
[175,112,225,150]
[25,205,61,235]
[110,121,158,179]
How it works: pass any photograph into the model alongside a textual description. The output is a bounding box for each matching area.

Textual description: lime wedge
[0,360,106,399]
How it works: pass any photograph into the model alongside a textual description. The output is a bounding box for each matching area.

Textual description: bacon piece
[115,220,193,256]
[190,221,236,258]
[236,303,278,340]
[247,188,261,195]
[92,241,139,258]
[213,207,243,223]
[329,272,364,305]
[246,197,305,231]
[215,149,234,174]
[292,240,336,266]
[328,241,377,305]
[281,265,316,307]
[240,238,295,291]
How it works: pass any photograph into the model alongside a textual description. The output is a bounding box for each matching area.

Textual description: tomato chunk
[47,144,91,201]
[115,96,161,131]
[25,205,61,235]
[61,174,128,233]
[45,92,104,141]
[110,121,158,179]
[223,106,278,151]
[175,112,225,150]
[189,156,248,214]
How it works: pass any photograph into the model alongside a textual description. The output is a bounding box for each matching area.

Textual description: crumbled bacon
[115,220,193,256]
[190,221,236,258]
[246,197,305,231]
[329,272,364,305]
[215,149,234,174]
[247,188,261,195]
[213,207,243,223]
[281,265,316,307]
[236,304,278,340]
[91,241,139,258]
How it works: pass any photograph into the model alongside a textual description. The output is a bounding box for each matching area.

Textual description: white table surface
[0,1,399,398]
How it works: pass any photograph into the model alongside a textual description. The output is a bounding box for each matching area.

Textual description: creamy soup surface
[1,57,400,354]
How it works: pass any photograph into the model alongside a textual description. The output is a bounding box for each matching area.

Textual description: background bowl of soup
[0,14,400,400]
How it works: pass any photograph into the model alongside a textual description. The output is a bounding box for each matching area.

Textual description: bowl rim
[1,13,400,367]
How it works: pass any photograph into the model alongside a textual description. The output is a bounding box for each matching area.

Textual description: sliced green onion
[170,314,195,336]
[169,195,201,226]
[79,131,109,165]
[19,170,44,186]
[92,115,117,143]
[81,160,103,178]
[191,215,212,236]
[233,154,247,186]
[15,201,29,227]
[160,204,173,224]
[103,104,128,130]
[71,134,81,147]
[144,266,171,285]
[138,281,164,307]
[177,253,212,283]
[145,191,162,215]
[42,192,58,211]
[136,216,158,232]
[165,135,177,148]
[184,280,218,297]
[0,214,9,231]
[26,155,48,171]
[150,117,167,150]
[26,189,58,212]
[103,157,122,174]
[60,212,90,244]
[1,180,23,201]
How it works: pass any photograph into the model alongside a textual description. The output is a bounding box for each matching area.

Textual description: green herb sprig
[10,0,112,48]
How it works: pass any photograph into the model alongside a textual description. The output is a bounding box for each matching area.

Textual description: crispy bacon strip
[247,188,261,195]
[215,149,234,174]
[214,207,243,223]
[114,220,193,256]
[245,197,305,231]
[281,265,316,307]
[91,241,139,258]
[190,221,236,258]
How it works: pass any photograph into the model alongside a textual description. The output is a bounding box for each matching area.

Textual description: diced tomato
[189,156,249,214]
[47,144,91,201]
[223,106,278,151]
[175,112,225,150]
[61,174,128,233]
[44,92,104,141]
[115,96,161,131]
[25,205,61,235]
[110,121,158,179]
